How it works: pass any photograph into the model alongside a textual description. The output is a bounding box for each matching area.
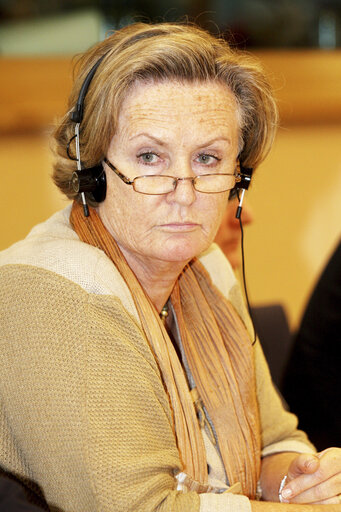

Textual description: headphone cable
[237,194,258,346]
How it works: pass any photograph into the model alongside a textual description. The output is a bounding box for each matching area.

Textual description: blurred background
[0,0,340,330]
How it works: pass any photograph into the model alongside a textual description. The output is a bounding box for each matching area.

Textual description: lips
[160,222,200,231]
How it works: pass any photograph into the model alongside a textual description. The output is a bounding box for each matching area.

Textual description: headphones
[68,50,257,344]
[68,54,253,217]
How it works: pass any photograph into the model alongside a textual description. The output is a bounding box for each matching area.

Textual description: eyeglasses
[103,157,241,195]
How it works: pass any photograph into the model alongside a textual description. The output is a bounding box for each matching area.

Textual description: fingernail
[281,488,293,499]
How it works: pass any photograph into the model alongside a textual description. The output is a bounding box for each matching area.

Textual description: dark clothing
[283,241,341,450]
[0,472,48,512]
[251,304,293,391]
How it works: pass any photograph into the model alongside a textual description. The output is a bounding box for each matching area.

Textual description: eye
[196,153,220,165]
[137,152,160,164]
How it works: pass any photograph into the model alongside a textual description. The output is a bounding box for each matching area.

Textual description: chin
[157,238,209,264]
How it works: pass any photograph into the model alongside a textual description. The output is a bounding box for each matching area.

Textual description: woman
[0,22,340,512]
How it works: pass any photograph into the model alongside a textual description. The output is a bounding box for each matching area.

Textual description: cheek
[100,177,162,238]
[103,172,138,218]
[98,176,135,238]
[206,195,228,223]
[201,195,229,239]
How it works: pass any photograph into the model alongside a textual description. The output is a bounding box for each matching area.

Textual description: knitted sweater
[0,206,314,512]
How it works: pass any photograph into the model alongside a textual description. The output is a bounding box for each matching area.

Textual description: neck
[118,246,187,312]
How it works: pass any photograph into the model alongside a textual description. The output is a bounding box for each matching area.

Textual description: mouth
[159,222,200,232]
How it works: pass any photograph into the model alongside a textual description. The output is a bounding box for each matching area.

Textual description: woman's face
[98,80,240,273]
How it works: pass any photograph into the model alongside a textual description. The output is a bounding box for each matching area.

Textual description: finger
[280,455,320,501]
[317,447,341,459]
[311,496,341,505]
[284,473,341,504]
[282,448,341,503]
[287,453,320,481]
[317,447,341,477]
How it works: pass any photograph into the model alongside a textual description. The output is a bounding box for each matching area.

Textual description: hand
[280,447,341,505]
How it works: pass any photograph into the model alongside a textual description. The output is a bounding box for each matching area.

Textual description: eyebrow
[197,136,232,147]
[128,133,165,145]
[128,133,232,146]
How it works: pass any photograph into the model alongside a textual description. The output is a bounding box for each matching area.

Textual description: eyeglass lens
[133,174,236,195]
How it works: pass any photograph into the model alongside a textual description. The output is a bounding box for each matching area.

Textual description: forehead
[115,79,241,140]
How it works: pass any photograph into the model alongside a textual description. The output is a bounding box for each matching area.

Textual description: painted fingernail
[281,488,293,499]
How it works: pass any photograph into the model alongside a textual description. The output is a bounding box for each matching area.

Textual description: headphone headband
[70,53,108,124]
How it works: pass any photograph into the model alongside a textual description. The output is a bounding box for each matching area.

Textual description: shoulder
[0,206,138,319]
[0,205,94,274]
[198,243,253,334]
[198,243,237,298]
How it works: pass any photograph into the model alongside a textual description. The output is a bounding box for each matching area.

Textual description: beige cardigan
[0,206,314,512]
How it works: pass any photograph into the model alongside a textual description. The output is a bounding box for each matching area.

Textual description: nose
[167,178,196,206]
[166,162,197,206]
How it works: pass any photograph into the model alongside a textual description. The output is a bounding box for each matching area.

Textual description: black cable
[236,191,257,346]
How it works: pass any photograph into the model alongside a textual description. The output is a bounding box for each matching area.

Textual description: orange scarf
[70,201,261,498]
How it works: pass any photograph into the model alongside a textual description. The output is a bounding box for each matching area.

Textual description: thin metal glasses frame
[103,157,240,195]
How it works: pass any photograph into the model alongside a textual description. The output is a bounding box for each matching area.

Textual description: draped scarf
[70,201,261,498]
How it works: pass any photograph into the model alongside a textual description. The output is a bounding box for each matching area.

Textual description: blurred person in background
[216,190,340,450]
[214,189,254,270]
[215,193,293,392]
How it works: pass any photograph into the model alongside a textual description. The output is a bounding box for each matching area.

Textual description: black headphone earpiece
[71,165,107,203]
[235,163,253,219]
[236,165,253,191]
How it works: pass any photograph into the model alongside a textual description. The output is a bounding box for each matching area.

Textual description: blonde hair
[53,22,278,204]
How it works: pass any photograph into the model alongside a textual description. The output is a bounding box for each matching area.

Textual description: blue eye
[138,152,159,163]
[197,154,219,165]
